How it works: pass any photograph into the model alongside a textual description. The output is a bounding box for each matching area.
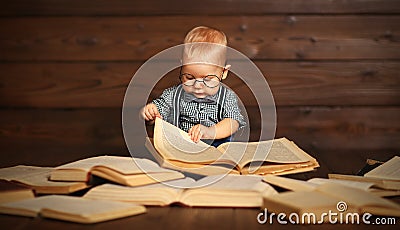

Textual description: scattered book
[0,195,146,224]
[356,158,384,176]
[262,182,400,221]
[263,175,400,197]
[50,156,185,186]
[0,180,35,204]
[364,156,399,180]
[147,118,319,176]
[329,156,400,190]
[83,174,277,207]
[0,165,88,194]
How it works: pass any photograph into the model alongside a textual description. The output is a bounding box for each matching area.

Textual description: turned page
[217,138,311,169]
[153,118,231,164]
[364,156,400,180]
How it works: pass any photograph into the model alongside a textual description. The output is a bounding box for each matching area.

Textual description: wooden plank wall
[1,0,399,167]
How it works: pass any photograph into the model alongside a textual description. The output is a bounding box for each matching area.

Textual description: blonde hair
[182,26,227,67]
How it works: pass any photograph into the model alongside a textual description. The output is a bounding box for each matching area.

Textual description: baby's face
[181,64,224,98]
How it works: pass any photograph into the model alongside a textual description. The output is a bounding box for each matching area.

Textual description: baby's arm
[188,118,239,143]
[141,103,162,125]
[141,86,176,124]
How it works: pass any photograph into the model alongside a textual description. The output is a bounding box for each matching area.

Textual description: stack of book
[146,118,320,176]
[0,120,399,224]
[261,156,400,220]
[0,155,280,223]
[328,156,400,195]
[0,155,188,223]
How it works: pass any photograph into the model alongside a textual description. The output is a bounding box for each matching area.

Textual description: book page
[0,166,86,193]
[40,196,145,222]
[0,195,146,223]
[218,138,311,169]
[328,174,400,190]
[263,175,316,191]
[154,118,230,164]
[84,179,195,206]
[364,156,400,180]
[146,137,236,176]
[0,165,53,180]
[308,178,374,191]
[180,175,277,208]
[263,190,342,211]
[316,183,400,212]
[191,175,277,195]
[92,157,180,174]
[55,156,136,171]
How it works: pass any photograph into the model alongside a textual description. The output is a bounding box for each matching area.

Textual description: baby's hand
[188,124,215,143]
[141,103,162,121]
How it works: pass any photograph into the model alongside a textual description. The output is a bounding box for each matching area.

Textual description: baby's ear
[221,64,231,80]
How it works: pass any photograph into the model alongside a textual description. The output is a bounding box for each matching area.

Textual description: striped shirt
[153,85,246,132]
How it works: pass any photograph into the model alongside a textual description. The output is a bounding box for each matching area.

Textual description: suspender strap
[172,84,227,127]
[172,85,183,127]
[217,85,227,121]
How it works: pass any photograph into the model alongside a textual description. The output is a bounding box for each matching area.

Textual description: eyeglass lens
[181,74,220,88]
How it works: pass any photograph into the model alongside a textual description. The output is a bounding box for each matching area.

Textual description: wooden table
[0,151,399,229]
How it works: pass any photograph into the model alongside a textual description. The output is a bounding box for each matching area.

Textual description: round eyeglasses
[179,68,225,88]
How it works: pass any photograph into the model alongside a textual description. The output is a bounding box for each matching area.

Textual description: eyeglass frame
[178,66,227,88]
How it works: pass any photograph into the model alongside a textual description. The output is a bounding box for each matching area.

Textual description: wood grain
[0,16,399,61]
[1,0,399,189]
[1,61,399,108]
[1,107,398,167]
[2,0,400,16]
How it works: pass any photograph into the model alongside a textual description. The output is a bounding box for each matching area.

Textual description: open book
[263,175,400,197]
[50,156,184,186]
[262,182,400,221]
[0,195,146,224]
[0,180,34,203]
[328,156,400,190]
[84,174,277,207]
[0,165,87,194]
[148,118,319,176]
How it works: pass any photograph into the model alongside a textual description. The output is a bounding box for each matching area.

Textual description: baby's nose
[193,80,204,88]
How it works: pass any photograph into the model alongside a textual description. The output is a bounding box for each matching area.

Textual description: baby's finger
[192,126,202,143]
[188,127,194,138]
[144,110,154,121]
[151,106,162,120]
[151,106,159,116]
[194,131,202,143]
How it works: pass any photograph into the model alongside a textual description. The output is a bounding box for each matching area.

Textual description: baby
[141,26,246,146]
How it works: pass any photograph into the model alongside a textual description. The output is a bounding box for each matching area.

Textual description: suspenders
[172,85,184,127]
[171,84,227,127]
